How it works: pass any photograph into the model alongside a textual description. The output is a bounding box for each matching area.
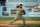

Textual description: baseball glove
[21,10,26,15]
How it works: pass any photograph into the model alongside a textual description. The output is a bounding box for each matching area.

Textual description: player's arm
[14,3,18,9]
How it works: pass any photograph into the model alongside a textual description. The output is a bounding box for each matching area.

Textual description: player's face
[20,5,22,8]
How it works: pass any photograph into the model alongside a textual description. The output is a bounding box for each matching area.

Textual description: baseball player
[8,3,26,25]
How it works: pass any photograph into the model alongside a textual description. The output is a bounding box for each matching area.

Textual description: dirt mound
[0,21,40,24]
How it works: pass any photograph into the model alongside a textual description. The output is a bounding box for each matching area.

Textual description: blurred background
[0,0,40,17]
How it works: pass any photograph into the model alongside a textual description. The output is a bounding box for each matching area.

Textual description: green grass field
[0,17,40,21]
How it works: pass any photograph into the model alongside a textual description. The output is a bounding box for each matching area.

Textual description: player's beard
[20,7,22,8]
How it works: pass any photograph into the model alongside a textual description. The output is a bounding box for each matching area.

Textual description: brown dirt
[0,24,32,27]
[0,21,40,24]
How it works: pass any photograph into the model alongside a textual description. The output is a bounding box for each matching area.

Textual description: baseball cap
[20,4,23,6]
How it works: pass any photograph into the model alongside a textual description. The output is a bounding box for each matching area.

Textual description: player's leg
[21,16,25,25]
[8,17,19,24]
[11,17,19,22]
